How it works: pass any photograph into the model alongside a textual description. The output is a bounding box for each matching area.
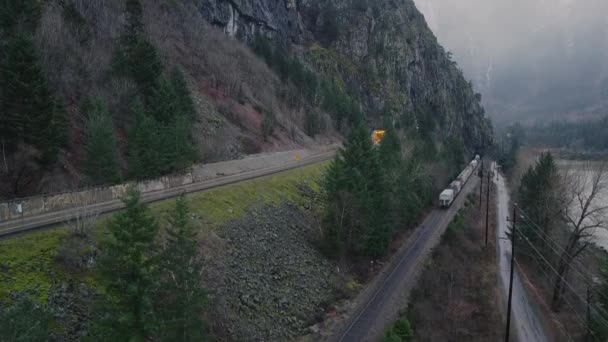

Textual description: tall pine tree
[128,101,162,180]
[83,99,121,185]
[148,75,180,124]
[518,152,559,254]
[170,67,195,119]
[323,124,390,257]
[0,33,67,164]
[93,188,159,341]
[155,195,207,341]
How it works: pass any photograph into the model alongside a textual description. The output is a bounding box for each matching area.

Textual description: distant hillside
[0,0,492,199]
[414,0,608,127]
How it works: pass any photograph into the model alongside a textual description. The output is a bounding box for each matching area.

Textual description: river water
[556,160,608,251]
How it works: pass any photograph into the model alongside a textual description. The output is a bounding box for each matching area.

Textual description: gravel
[206,204,339,341]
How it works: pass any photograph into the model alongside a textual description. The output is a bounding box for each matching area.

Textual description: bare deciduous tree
[65,191,100,237]
[552,162,608,310]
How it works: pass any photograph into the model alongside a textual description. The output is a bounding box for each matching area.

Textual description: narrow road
[494,163,550,342]
[336,171,480,342]
[0,151,335,237]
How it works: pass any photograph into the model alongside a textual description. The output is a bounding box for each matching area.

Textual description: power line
[515,203,607,269]
[516,208,597,283]
[514,204,608,337]
[512,224,608,329]
[515,206,608,306]
[515,245,602,342]
[514,258,578,342]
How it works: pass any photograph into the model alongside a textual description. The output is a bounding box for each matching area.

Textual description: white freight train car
[439,155,480,208]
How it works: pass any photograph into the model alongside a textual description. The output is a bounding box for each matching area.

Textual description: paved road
[0,151,335,237]
[336,171,480,342]
[494,163,550,342]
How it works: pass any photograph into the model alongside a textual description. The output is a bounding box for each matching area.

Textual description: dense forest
[526,116,608,151]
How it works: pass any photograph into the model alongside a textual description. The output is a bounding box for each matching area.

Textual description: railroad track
[335,174,480,342]
[0,151,335,237]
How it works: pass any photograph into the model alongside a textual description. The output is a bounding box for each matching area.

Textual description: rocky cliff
[199,0,493,151]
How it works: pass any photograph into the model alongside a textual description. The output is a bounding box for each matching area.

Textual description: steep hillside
[0,0,492,199]
[201,0,492,148]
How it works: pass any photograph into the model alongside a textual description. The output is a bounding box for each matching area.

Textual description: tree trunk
[552,251,569,311]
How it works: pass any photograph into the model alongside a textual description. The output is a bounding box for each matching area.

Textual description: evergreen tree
[302,70,318,101]
[518,152,559,253]
[113,0,162,100]
[0,0,41,34]
[323,124,390,257]
[252,33,273,65]
[271,46,290,81]
[128,102,162,179]
[93,188,160,341]
[167,115,197,171]
[0,34,66,163]
[124,0,143,44]
[83,99,121,185]
[126,38,164,100]
[170,67,196,119]
[0,295,50,342]
[148,75,179,124]
[378,124,401,171]
[155,195,207,341]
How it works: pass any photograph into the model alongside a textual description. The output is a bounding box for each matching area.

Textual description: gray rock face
[198,0,492,151]
[199,0,304,43]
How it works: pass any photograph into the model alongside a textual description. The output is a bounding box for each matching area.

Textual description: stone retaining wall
[0,147,333,221]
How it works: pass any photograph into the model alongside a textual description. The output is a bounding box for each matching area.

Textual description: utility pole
[479,159,484,209]
[485,171,491,246]
[505,205,517,342]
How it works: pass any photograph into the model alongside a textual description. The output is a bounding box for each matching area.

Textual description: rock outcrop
[199,0,493,152]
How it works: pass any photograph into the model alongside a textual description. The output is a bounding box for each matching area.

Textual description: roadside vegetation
[385,189,501,341]
[515,151,608,340]
[0,163,327,340]
[0,190,207,341]
[320,124,436,260]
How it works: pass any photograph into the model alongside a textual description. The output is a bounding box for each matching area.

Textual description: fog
[413,0,608,127]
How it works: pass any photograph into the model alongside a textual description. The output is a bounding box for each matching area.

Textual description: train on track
[439,155,480,208]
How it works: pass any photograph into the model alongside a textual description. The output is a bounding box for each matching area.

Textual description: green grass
[151,163,327,228]
[0,163,328,303]
[0,229,68,303]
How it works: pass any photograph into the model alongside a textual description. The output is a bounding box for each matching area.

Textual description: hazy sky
[412,0,608,125]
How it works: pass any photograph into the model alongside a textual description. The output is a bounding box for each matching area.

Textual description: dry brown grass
[407,181,502,341]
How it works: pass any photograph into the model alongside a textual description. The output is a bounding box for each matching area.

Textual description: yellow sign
[371,130,386,145]
[295,154,301,161]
